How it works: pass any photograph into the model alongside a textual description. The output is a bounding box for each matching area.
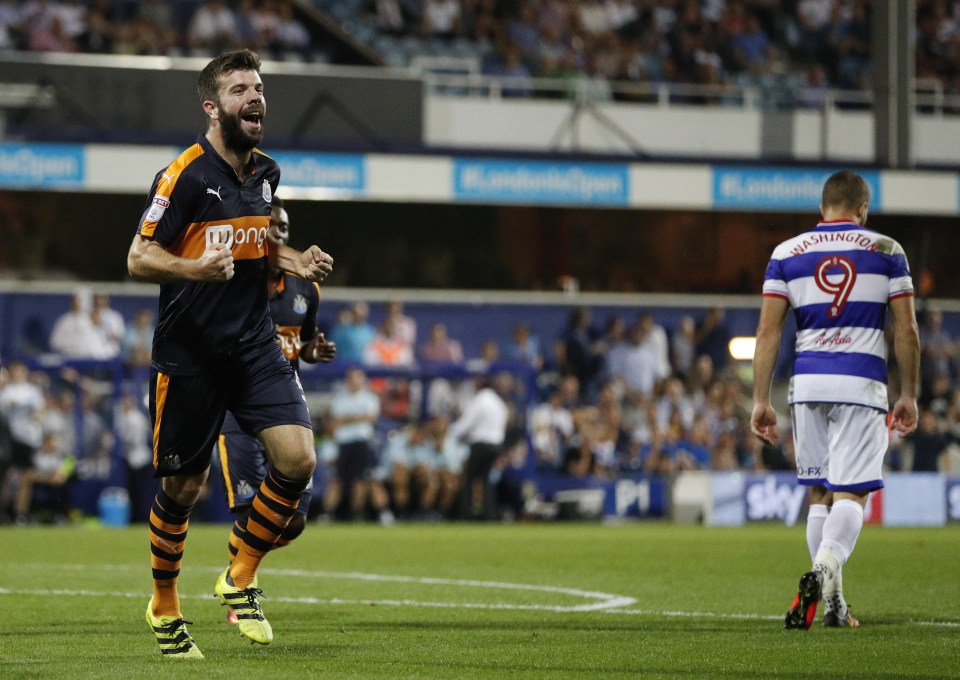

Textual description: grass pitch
[1,522,958,679]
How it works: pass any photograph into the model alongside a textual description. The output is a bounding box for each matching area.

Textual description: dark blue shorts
[216,411,311,514]
[149,337,312,477]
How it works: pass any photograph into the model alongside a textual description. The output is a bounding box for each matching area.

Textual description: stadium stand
[0,1,957,109]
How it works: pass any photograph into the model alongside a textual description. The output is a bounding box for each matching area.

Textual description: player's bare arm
[127,235,235,283]
[269,241,333,282]
[751,294,790,445]
[888,294,921,436]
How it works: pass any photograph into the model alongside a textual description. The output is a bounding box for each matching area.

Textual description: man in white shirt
[48,290,113,360]
[327,367,381,521]
[450,373,509,520]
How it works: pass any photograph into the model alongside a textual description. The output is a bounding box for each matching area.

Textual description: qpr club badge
[262,180,272,203]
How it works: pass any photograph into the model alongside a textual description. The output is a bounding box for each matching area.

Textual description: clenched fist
[299,245,333,282]
[198,242,235,281]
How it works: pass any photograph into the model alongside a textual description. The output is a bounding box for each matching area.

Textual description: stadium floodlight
[728,336,756,361]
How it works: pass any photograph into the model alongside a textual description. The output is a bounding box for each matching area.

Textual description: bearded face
[218,99,264,152]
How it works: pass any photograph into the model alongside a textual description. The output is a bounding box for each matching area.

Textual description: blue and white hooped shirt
[762,220,914,411]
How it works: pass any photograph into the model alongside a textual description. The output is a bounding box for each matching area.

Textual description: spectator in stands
[695,306,732,372]
[450,372,509,520]
[420,0,462,40]
[326,367,381,521]
[638,311,671,380]
[482,42,534,97]
[0,361,45,523]
[367,0,406,35]
[121,308,155,370]
[507,321,542,370]
[328,301,376,365]
[728,11,774,74]
[590,379,626,475]
[909,408,952,472]
[92,293,124,359]
[645,407,711,473]
[607,320,665,400]
[12,429,72,524]
[139,0,174,33]
[117,393,154,523]
[797,63,829,109]
[0,0,22,51]
[234,0,266,50]
[187,0,237,55]
[273,0,311,60]
[48,289,113,360]
[507,2,540,62]
[670,314,697,379]
[529,382,576,470]
[365,317,415,366]
[466,338,501,372]
[656,375,695,432]
[561,307,606,399]
[577,0,612,35]
[23,0,76,53]
[419,322,464,364]
[920,307,955,395]
[829,0,871,89]
[385,299,417,349]
[82,4,114,53]
[428,414,467,518]
[794,0,833,64]
[460,0,501,43]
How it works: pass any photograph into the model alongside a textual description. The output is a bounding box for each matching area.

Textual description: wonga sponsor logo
[712,167,881,211]
[744,473,806,526]
[0,143,84,187]
[454,159,629,206]
[204,224,268,250]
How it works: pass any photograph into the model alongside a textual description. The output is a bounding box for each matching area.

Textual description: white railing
[419,69,960,116]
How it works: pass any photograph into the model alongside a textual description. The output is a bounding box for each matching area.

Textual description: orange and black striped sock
[230,469,307,588]
[149,489,192,617]
[227,518,245,565]
[227,512,293,566]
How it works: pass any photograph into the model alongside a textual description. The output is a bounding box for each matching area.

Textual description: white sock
[806,504,829,563]
[816,499,864,573]
[823,567,847,616]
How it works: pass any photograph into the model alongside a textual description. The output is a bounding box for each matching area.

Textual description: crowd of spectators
[2,1,960,108]
[2,296,959,525]
[351,0,960,106]
[0,0,317,61]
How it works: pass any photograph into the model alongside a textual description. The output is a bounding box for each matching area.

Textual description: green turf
[1,522,958,679]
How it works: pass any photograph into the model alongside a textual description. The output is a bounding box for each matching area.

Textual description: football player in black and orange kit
[127,49,334,659]
[217,197,336,624]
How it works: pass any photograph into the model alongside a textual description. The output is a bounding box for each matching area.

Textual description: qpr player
[128,49,334,658]
[216,197,336,625]
[751,171,920,630]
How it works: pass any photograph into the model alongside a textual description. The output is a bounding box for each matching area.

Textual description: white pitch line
[1,586,958,627]
[5,566,960,628]
[11,564,637,613]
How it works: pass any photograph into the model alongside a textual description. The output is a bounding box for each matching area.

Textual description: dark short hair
[271,196,285,209]
[197,49,262,103]
[822,171,870,211]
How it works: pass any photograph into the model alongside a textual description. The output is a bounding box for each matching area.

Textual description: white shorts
[791,402,887,492]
